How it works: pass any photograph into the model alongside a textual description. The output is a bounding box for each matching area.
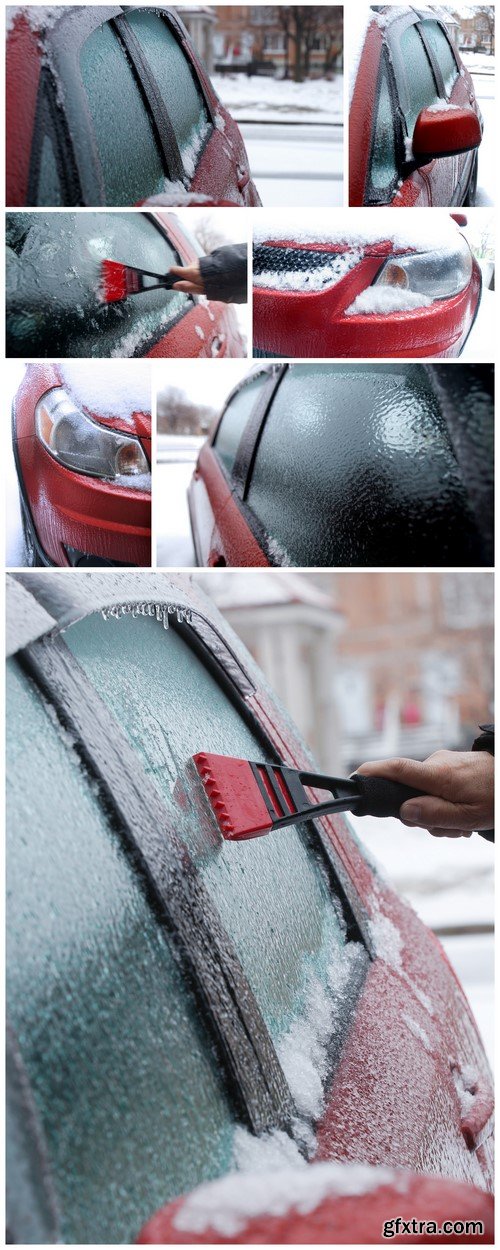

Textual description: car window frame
[28,66,83,207]
[211,367,286,496]
[365,48,403,204]
[43,6,215,205]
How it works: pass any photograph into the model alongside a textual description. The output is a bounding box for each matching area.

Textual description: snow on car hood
[254,210,463,255]
[59,362,151,429]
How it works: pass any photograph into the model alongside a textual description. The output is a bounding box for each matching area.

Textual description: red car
[12,363,151,566]
[349,6,483,207]
[6,5,260,208]
[188,363,493,568]
[252,214,481,358]
[6,210,245,358]
[6,570,493,1243]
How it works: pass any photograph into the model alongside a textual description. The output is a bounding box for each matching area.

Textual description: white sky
[154,359,250,408]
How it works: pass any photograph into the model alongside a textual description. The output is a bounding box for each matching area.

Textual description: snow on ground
[213,73,344,207]
[241,123,343,208]
[155,444,201,568]
[213,74,343,123]
[467,61,495,207]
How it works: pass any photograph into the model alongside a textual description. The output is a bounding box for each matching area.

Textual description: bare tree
[194,214,229,254]
[273,6,342,81]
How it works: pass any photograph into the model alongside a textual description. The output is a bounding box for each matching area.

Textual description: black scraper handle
[353,774,426,819]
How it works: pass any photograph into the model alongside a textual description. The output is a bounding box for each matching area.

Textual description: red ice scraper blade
[193,753,273,840]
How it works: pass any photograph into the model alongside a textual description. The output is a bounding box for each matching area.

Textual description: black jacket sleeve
[472,724,494,842]
[199,244,248,304]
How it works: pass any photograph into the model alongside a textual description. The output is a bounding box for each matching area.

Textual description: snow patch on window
[60,362,151,423]
[345,287,433,316]
[402,1013,433,1053]
[181,115,211,180]
[233,1126,306,1174]
[276,941,366,1123]
[173,1160,408,1237]
[404,136,414,161]
[267,536,292,566]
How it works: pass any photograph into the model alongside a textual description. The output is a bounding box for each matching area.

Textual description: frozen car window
[399,24,439,134]
[6,212,191,358]
[36,133,63,206]
[370,61,398,190]
[421,21,459,96]
[6,658,236,1245]
[125,11,212,179]
[245,364,482,566]
[214,374,269,474]
[80,21,165,205]
[65,613,355,1054]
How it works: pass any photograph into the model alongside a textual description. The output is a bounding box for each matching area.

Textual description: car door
[7,578,370,1242]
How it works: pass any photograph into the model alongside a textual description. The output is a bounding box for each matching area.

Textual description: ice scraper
[99,259,177,304]
[193,753,425,841]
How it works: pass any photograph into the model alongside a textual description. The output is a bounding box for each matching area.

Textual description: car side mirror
[411,105,482,163]
[136,1163,494,1243]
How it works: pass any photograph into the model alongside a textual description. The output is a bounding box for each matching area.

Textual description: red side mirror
[412,106,482,162]
[136,1162,493,1243]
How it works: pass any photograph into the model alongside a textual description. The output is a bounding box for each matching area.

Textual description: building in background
[197,571,493,773]
[195,571,344,769]
[180,6,343,79]
[450,6,495,53]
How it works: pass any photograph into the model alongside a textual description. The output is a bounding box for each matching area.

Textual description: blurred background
[178,4,343,205]
[194,569,494,1062]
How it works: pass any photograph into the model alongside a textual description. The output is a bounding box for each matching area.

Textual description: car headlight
[374,237,473,301]
[35,388,150,486]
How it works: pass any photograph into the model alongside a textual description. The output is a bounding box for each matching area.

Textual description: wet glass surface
[7,659,236,1243]
[80,21,165,205]
[125,11,211,178]
[65,613,347,1045]
[422,21,459,96]
[213,374,269,474]
[399,25,439,133]
[370,63,398,190]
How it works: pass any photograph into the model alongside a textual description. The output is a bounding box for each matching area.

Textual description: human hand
[355,750,494,838]
[169,263,205,295]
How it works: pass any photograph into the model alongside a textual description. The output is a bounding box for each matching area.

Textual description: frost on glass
[80,22,165,205]
[37,133,63,206]
[245,364,475,567]
[6,660,236,1245]
[370,65,398,190]
[6,212,191,358]
[421,22,459,96]
[213,374,269,474]
[399,26,438,134]
[64,614,353,1055]
[125,11,212,180]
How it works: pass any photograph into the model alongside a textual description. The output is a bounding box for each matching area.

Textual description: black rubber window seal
[28,66,83,207]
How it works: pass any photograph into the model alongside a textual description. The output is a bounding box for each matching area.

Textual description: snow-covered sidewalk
[212,73,343,124]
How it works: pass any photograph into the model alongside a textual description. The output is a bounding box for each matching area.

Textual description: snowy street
[240,122,342,207]
[156,437,202,568]
[213,73,344,206]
